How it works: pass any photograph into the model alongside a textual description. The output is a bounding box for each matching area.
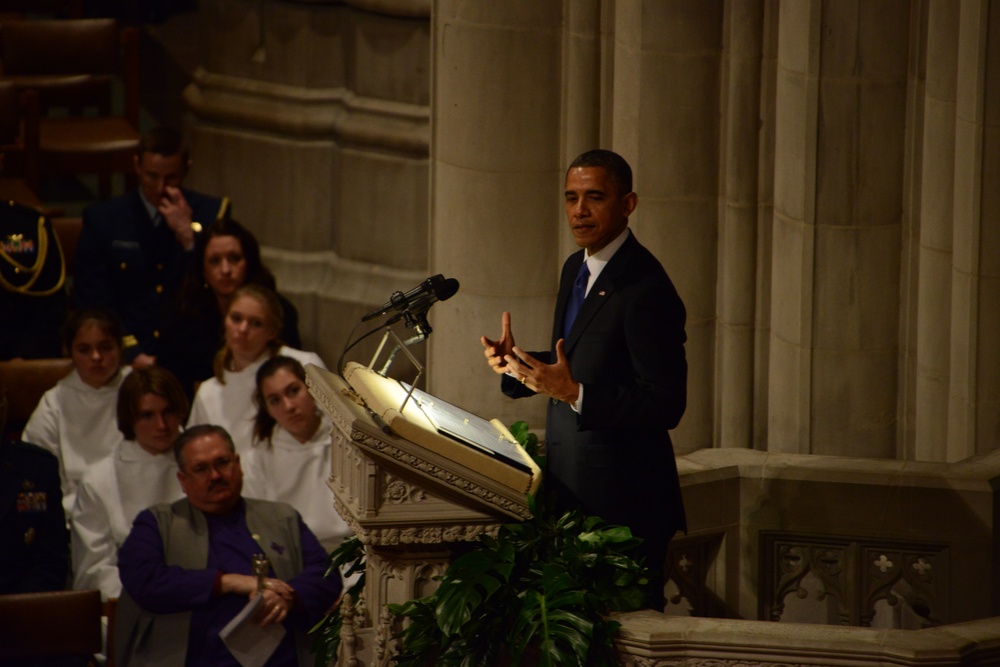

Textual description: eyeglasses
[183,456,235,479]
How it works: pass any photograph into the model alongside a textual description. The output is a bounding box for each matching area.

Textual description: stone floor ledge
[613,611,1000,666]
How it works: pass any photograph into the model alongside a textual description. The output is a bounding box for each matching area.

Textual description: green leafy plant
[310,421,651,666]
[388,421,650,666]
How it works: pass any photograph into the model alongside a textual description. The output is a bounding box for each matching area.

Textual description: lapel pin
[598,290,606,296]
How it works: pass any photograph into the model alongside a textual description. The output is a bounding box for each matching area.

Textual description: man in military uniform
[0,385,70,594]
[0,193,68,361]
[73,127,228,366]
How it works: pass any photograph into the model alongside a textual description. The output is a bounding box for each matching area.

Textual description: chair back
[1,18,140,198]
[0,79,18,143]
[51,216,82,276]
[0,358,73,437]
[0,18,120,76]
[0,589,102,659]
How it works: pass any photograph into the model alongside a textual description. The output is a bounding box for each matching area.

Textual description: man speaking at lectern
[481,149,687,605]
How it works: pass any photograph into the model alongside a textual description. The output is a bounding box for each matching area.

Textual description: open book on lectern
[343,361,542,497]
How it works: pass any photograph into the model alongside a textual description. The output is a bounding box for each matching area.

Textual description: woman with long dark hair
[157,218,301,398]
[242,355,351,554]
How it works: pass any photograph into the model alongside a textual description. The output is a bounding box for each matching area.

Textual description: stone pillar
[426,2,563,431]
[897,0,928,460]
[768,0,821,453]
[183,0,432,366]
[914,0,958,461]
[716,0,764,449]
[611,0,724,453]
[809,0,908,458]
[949,0,1000,458]
[975,3,1000,457]
[768,0,908,457]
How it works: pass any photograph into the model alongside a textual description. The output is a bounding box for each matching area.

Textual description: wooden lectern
[305,361,540,666]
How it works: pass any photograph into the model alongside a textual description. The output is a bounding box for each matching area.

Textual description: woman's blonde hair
[213,283,284,382]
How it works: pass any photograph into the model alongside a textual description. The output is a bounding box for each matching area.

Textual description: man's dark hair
[174,424,236,471]
[137,126,190,164]
[567,149,633,196]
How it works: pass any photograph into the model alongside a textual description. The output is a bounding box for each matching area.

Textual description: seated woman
[187,284,325,452]
[157,217,302,398]
[23,307,130,515]
[71,366,189,599]
[242,356,352,554]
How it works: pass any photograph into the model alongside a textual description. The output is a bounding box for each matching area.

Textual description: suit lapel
[562,233,639,352]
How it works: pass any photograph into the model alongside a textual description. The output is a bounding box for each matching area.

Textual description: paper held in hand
[219,594,286,667]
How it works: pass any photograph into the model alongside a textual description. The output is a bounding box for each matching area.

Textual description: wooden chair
[0,357,72,439]
[52,215,82,276]
[0,589,102,661]
[0,1,84,18]
[1,18,140,199]
[0,78,40,205]
[104,597,119,667]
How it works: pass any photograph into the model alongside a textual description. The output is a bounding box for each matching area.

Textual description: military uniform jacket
[0,200,68,360]
[0,439,69,594]
[73,189,224,358]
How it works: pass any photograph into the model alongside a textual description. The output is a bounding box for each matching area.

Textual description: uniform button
[120,262,127,270]
[551,398,559,406]
[155,285,164,294]
[154,330,160,338]
[156,263,164,270]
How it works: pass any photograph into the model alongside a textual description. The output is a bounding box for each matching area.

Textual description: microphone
[362,274,460,322]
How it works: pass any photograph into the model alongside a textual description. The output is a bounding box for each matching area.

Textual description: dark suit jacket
[503,231,687,542]
[73,189,225,359]
[0,439,69,594]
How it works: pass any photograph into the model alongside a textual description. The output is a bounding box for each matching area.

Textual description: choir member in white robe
[24,308,130,515]
[187,284,326,453]
[242,355,351,554]
[71,366,189,599]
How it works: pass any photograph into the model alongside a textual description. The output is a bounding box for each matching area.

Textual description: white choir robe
[70,440,183,599]
[242,413,352,554]
[23,367,130,515]
[187,346,326,453]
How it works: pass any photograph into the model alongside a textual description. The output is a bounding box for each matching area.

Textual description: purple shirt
[118,500,340,667]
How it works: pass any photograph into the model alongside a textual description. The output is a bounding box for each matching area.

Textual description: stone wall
[180,0,1000,462]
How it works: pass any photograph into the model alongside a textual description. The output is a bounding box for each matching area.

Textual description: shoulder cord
[0,215,67,296]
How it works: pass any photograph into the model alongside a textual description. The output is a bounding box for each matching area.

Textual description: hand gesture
[504,339,580,404]
[481,311,515,375]
[158,186,196,249]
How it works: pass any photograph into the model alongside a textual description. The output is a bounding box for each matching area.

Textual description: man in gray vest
[115,424,340,667]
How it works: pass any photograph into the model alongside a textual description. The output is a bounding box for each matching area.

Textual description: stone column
[949,0,1000,458]
[809,0,909,458]
[716,0,764,449]
[897,0,928,459]
[611,0,724,453]
[768,0,908,457]
[426,2,563,431]
[767,0,821,453]
[914,0,958,461]
[183,0,432,366]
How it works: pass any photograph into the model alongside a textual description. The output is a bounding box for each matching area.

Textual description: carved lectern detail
[383,474,427,505]
[305,364,535,666]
